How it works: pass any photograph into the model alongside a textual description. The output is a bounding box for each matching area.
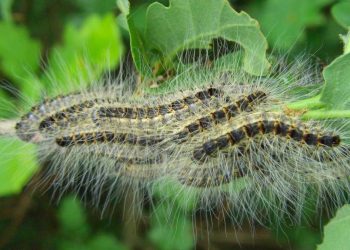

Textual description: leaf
[250,0,333,51]
[116,0,130,31]
[0,22,41,87]
[57,195,90,238]
[318,205,350,250]
[320,53,350,109]
[116,0,129,15]
[152,179,198,212]
[148,203,194,250]
[87,234,128,250]
[45,14,123,93]
[75,0,116,14]
[331,1,350,29]
[341,31,350,54]
[0,0,13,22]
[128,0,270,76]
[0,138,38,196]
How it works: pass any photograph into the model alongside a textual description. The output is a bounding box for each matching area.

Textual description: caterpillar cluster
[3,57,350,226]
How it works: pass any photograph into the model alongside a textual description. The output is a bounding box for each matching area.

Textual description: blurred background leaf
[0,0,14,22]
[148,203,194,250]
[331,0,350,29]
[0,22,41,87]
[247,0,334,51]
[45,13,123,93]
[0,139,38,196]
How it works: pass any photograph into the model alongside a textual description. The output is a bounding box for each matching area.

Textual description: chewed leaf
[321,53,350,110]
[318,205,350,250]
[0,138,38,196]
[129,0,270,76]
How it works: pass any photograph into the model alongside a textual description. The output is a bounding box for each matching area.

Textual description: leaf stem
[287,94,324,110]
[302,110,350,120]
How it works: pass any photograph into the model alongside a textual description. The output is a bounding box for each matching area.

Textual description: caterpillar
[35,86,224,135]
[1,54,349,230]
[175,111,344,189]
[191,112,340,163]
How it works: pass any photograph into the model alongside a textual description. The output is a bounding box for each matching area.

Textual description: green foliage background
[0,0,350,249]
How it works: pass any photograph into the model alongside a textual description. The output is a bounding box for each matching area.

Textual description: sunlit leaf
[45,14,123,93]
[318,205,350,250]
[321,53,350,109]
[0,138,38,196]
[341,31,350,54]
[0,22,41,87]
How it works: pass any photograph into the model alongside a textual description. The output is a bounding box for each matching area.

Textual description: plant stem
[287,94,324,110]
[302,110,350,120]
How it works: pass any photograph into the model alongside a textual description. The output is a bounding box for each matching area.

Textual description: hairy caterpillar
[1,54,349,230]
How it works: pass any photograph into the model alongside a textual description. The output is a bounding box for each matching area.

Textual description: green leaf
[0,90,14,118]
[75,0,116,14]
[0,0,13,22]
[128,0,270,76]
[0,138,38,196]
[87,234,128,250]
[57,195,90,238]
[341,31,350,54]
[153,179,198,212]
[116,0,130,31]
[318,205,350,250]
[331,1,350,29]
[45,14,123,93]
[320,53,350,110]
[116,0,129,15]
[148,203,194,250]
[251,0,333,51]
[0,22,41,87]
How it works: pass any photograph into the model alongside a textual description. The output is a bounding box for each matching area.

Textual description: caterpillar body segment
[96,87,223,120]
[170,90,267,143]
[191,112,341,163]
[15,92,87,142]
[55,130,164,147]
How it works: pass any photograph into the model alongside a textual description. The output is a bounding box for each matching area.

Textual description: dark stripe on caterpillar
[55,131,164,147]
[96,87,224,120]
[192,119,341,163]
[173,91,267,142]
[38,100,96,131]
